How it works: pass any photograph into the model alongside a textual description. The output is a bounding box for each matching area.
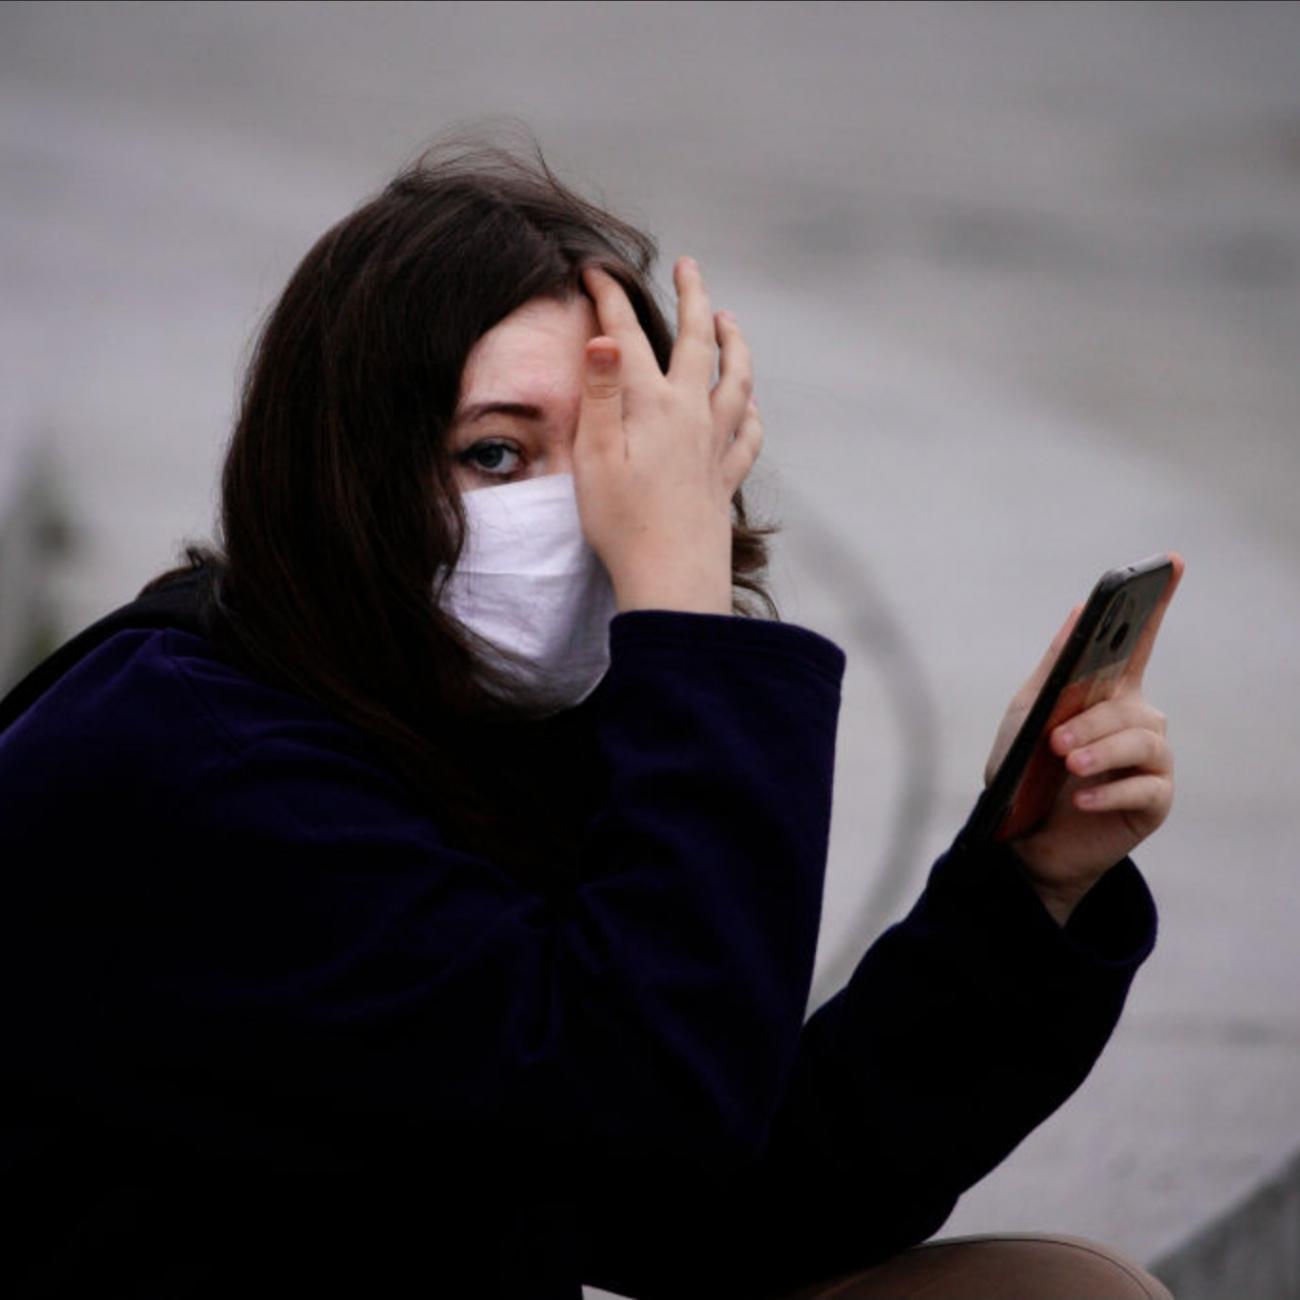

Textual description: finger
[1122,551,1185,689]
[576,337,623,452]
[710,310,754,432]
[1064,727,1173,780]
[666,256,718,389]
[580,265,660,376]
[1074,772,1173,816]
[1016,604,1083,704]
[723,397,763,490]
[1051,695,1166,754]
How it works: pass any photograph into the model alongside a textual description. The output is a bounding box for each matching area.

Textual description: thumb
[579,337,622,447]
[1018,603,1083,702]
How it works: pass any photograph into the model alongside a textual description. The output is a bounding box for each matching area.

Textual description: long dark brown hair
[145,125,783,878]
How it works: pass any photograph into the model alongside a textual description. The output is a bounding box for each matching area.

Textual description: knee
[776,1231,1174,1299]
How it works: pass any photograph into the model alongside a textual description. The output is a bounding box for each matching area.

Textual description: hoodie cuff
[920,835,1157,977]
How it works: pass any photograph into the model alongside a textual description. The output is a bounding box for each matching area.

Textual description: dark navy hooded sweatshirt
[0,569,1156,1298]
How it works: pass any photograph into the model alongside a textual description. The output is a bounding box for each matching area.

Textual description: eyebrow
[452,400,546,426]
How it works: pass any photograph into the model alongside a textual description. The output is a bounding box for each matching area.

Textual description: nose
[530,427,577,479]
[540,447,575,477]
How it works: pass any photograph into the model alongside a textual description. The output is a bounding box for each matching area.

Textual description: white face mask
[437,472,618,718]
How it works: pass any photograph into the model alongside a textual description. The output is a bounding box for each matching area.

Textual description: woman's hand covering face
[572,260,763,615]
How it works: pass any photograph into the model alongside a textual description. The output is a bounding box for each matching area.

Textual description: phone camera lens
[1109,622,1130,654]
[1097,600,1120,641]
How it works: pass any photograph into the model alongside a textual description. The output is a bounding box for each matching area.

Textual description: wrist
[1007,843,1093,927]
[614,584,733,616]
[1026,879,1088,927]
[613,555,733,616]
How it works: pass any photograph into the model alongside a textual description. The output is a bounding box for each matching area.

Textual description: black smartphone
[961,553,1178,847]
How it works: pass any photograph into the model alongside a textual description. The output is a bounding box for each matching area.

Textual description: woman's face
[449,293,601,492]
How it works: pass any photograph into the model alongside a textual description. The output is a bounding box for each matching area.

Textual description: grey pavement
[2,3,1298,1293]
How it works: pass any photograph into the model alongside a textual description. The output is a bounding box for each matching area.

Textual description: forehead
[458,295,599,403]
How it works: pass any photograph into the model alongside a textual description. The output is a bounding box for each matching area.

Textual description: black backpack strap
[0,565,216,736]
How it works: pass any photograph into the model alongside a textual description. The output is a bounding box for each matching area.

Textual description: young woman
[1,135,1178,1298]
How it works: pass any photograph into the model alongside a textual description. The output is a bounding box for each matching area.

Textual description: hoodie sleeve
[1,610,844,1187]
[577,837,1158,1299]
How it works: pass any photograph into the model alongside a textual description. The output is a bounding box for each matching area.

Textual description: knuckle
[659,385,687,412]
[1069,707,1096,737]
[1094,708,1121,739]
[730,424,761,463]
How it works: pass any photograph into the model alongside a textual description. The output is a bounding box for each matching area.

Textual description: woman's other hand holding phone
[985,554,1185,925]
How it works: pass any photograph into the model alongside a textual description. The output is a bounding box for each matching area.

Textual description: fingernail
[1073,749,1094,772]
[1058,728,1075,749]
[589,347,617,367]
[681,256,697,272]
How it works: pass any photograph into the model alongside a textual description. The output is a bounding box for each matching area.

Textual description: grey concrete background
[3,2,1298,1293]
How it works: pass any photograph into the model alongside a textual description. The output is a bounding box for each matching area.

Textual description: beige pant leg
[777,1233,1174,1299]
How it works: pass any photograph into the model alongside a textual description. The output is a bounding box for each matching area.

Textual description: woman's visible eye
[455,439,523,479]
